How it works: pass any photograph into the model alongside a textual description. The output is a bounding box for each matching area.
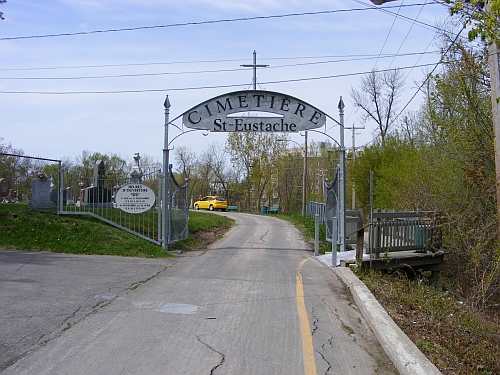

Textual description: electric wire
[0,51,439,80]
[374,0,404,67]
[0,3,443,42]
[360,25,466,148]
[388,0,427,68]
[0,52,439,72]
[0,61,457,95]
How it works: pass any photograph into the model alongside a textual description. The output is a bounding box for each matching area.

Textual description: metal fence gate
[325,165,340,244]
[1,153,189,248]
[60,166,164,245]
[167,166,188,244]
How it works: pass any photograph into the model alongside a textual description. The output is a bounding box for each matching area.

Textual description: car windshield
[216,197,226,201]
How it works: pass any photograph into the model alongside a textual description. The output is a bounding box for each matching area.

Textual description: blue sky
[0,0,452,164]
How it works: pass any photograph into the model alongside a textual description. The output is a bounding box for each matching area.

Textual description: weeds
[357,269,500,375]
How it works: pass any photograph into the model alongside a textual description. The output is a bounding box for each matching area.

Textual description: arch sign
[182,90,326,133]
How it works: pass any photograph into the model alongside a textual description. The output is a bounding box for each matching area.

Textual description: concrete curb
[334,267,442,375]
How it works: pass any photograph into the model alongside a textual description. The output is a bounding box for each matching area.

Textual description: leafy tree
[351,29,500,309]
[446,0,500,42]
[225,132,284,211]
[420,35,498,306]
[277,148,303,213]
[69,151,128,190]
[0,138,46,195]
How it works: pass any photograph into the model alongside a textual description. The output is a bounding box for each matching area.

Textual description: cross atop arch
[241,50,269,90]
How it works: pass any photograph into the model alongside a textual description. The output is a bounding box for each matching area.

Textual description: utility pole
[346,125,365,210]
[486,3,500,241]
[241,51,269,90]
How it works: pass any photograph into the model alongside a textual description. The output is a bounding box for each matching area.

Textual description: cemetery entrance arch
[164,90,347,255]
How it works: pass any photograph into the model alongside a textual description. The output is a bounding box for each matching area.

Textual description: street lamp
[278,138,307,216]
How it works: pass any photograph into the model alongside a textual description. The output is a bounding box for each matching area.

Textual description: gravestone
[66,187,74,205]
[83,160,112,207]
[50,187,67,206]
[29,178,53,209]
[0,178,8,198]
[130,153,143,184]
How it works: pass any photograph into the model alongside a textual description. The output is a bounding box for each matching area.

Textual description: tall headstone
[0,178,8,198]
[29,177,53,209]
[83,160,112,207]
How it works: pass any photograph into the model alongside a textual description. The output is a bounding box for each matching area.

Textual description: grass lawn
[0,202,233,257]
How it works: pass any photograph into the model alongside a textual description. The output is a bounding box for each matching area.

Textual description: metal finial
[338,96,345,111]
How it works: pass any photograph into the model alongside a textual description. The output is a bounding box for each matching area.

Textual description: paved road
[1,212,397,375]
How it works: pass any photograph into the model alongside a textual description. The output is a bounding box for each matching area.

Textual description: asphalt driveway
[0,250,177,370]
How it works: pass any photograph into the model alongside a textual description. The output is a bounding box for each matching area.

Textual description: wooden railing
[368,210,443,257]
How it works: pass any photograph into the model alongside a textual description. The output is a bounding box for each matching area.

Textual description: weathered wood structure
[347,210,446,290]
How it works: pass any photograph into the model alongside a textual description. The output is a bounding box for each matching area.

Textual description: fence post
[355,210,364,266]
[314,214,319,256]
[58,161,63,214]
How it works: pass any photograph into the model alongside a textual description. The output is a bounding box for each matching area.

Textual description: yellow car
[193,196,228,212]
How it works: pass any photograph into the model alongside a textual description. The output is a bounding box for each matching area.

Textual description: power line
[359,25,466,148]
[0,60,453,95]
[0,51,439,80]
[374,0,404,67]
[0,3,442,42]
[387,0,428,68]
[391,26,466,123]
[351,0,449,33]
[0,51,440,72]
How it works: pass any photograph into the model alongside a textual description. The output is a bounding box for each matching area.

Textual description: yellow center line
[296,258,317,375]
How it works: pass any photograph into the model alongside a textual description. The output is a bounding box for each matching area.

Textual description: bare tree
[173,146,197,181]
[351,68,405,146]
[206,142,231,195]
[1,0,6,21]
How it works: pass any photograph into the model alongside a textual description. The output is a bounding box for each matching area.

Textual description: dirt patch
[184,222,233,250]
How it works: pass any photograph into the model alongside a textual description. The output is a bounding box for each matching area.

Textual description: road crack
[196,335,226,375]
[16,261,178,366]
[259,230,269,242]
[311,302,333,374]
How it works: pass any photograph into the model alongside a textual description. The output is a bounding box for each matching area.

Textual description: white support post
[162,96,171,251]
[338,97,346,253]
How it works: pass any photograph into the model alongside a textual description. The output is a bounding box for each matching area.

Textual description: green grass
[0,203,233,257]
[279,213,330,254]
